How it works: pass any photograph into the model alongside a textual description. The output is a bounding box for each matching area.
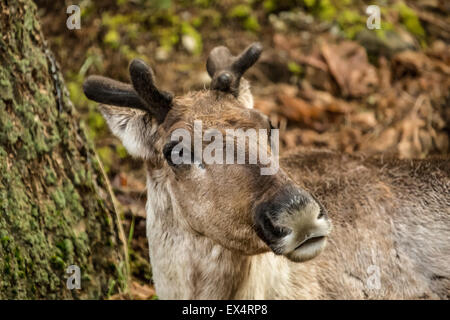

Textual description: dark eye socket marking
[163,141,180,166]
[163,141,201,167]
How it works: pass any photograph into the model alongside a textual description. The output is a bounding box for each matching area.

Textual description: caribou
[83,43,450,299]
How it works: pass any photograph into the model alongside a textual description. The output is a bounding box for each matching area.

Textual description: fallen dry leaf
[304,88,353,114]
[392,50,428,78]
[350,112,377,131]
[363,128,399,154]
[129,281,156,300]
[321,41,379,98]
[109,281,155,300]
[278,94,324,123]
[254,98,278,115]
[398,115,425,159]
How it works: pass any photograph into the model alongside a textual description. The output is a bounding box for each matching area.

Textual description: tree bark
[0,0,128,299]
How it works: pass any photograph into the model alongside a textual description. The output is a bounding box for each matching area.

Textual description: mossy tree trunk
[0,0,128,299]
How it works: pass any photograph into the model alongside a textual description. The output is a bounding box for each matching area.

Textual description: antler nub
[232,42,263,76]
[206,42,262,96]
[129,59,173,123]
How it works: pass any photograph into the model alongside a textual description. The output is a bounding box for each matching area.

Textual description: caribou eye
[163,141,181,167]
[163,141,197,167]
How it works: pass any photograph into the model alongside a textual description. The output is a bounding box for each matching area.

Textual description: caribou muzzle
[254,185,332,262]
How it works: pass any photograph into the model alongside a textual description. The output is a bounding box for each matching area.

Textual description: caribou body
[83,43,450,299]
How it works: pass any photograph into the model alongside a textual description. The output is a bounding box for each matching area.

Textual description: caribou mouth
[294,236,326,251]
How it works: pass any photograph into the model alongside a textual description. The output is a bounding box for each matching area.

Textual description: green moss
[191,16,203,28]
[395,2,425,38]
[152,0,172,10]
[0,108,19,145]
[104,30,121,49]
[34,126,49,154]
[304,0,316,8]
[228,4,260,32]
[97,146,114,174]
[106,278,117,298]
[228,4,252,19]
[67,80,84,108]
[51,189,66,210]
[50,255,66,270]
[194,0,213,8]
[102,13,133,29]
[1,235,11,247]
[86,110,106,138]
[116,144,128,159]
[208,10,222,27]
[120,45,142,62]
[159,27,180,52]
[337,8,362,26]
[243,16,260,32]
[44,165,57,185]
[125,23,140,40]
[104,211,112,226]
[129,249,152,282]
[262,0,277,13]
[72,165,87,186]
[180,23,203,55]
[0,69,13,101]
[56,238,75,262]
[317,0,336,21]
[288,61,303,75]
[63,181,85,216]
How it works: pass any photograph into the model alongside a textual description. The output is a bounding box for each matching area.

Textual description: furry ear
[98,104,159,159]
[83,60,174,159]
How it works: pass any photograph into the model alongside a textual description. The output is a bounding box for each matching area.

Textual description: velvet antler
[206,42,262,96]
[83,59,173,123]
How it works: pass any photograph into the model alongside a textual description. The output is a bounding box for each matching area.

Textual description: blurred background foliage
[36,0,438,154]
[34,0,449,299]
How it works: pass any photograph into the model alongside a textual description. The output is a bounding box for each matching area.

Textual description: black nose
[254,201,290,244]
[253,186,316,252]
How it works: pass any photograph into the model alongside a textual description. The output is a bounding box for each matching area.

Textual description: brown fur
[282,149,450,298]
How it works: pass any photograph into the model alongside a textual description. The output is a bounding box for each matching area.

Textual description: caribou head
[83,43,331,263]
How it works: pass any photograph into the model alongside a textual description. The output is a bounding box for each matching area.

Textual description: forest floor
[35,0,449,299]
